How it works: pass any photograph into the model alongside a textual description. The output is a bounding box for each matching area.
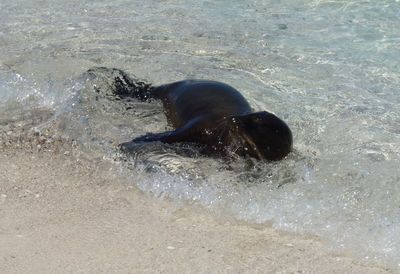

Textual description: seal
[108,68,292,160]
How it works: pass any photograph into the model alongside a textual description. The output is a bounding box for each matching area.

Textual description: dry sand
[0,149,392,273]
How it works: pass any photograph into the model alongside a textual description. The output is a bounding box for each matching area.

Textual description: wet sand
[0,149,391,273]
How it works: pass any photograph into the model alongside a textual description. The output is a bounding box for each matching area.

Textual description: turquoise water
[1,0,400,270]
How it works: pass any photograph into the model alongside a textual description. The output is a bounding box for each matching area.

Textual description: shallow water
[1,0,400,270]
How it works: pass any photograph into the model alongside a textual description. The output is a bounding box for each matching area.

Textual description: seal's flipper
[120,118,205,153]
[86,67,155,101]
[119,132,173,152]
[113,72,154,101]
[132,132,173,143]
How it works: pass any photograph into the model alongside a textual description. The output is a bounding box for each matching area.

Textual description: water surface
[1,0,399,269]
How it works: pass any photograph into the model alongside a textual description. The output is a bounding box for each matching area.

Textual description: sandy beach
[1,0,400,270]
[0,146,392,273]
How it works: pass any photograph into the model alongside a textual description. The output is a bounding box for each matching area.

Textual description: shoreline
[0,149,392,273]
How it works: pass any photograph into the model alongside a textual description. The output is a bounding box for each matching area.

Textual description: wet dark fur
[96,68,293,160]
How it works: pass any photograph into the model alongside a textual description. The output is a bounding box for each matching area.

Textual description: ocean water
[1,0,400,270]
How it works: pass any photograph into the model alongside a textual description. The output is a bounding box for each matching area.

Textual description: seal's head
[228,111,292,160]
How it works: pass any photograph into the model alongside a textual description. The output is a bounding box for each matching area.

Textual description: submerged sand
[0,149,391,273]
